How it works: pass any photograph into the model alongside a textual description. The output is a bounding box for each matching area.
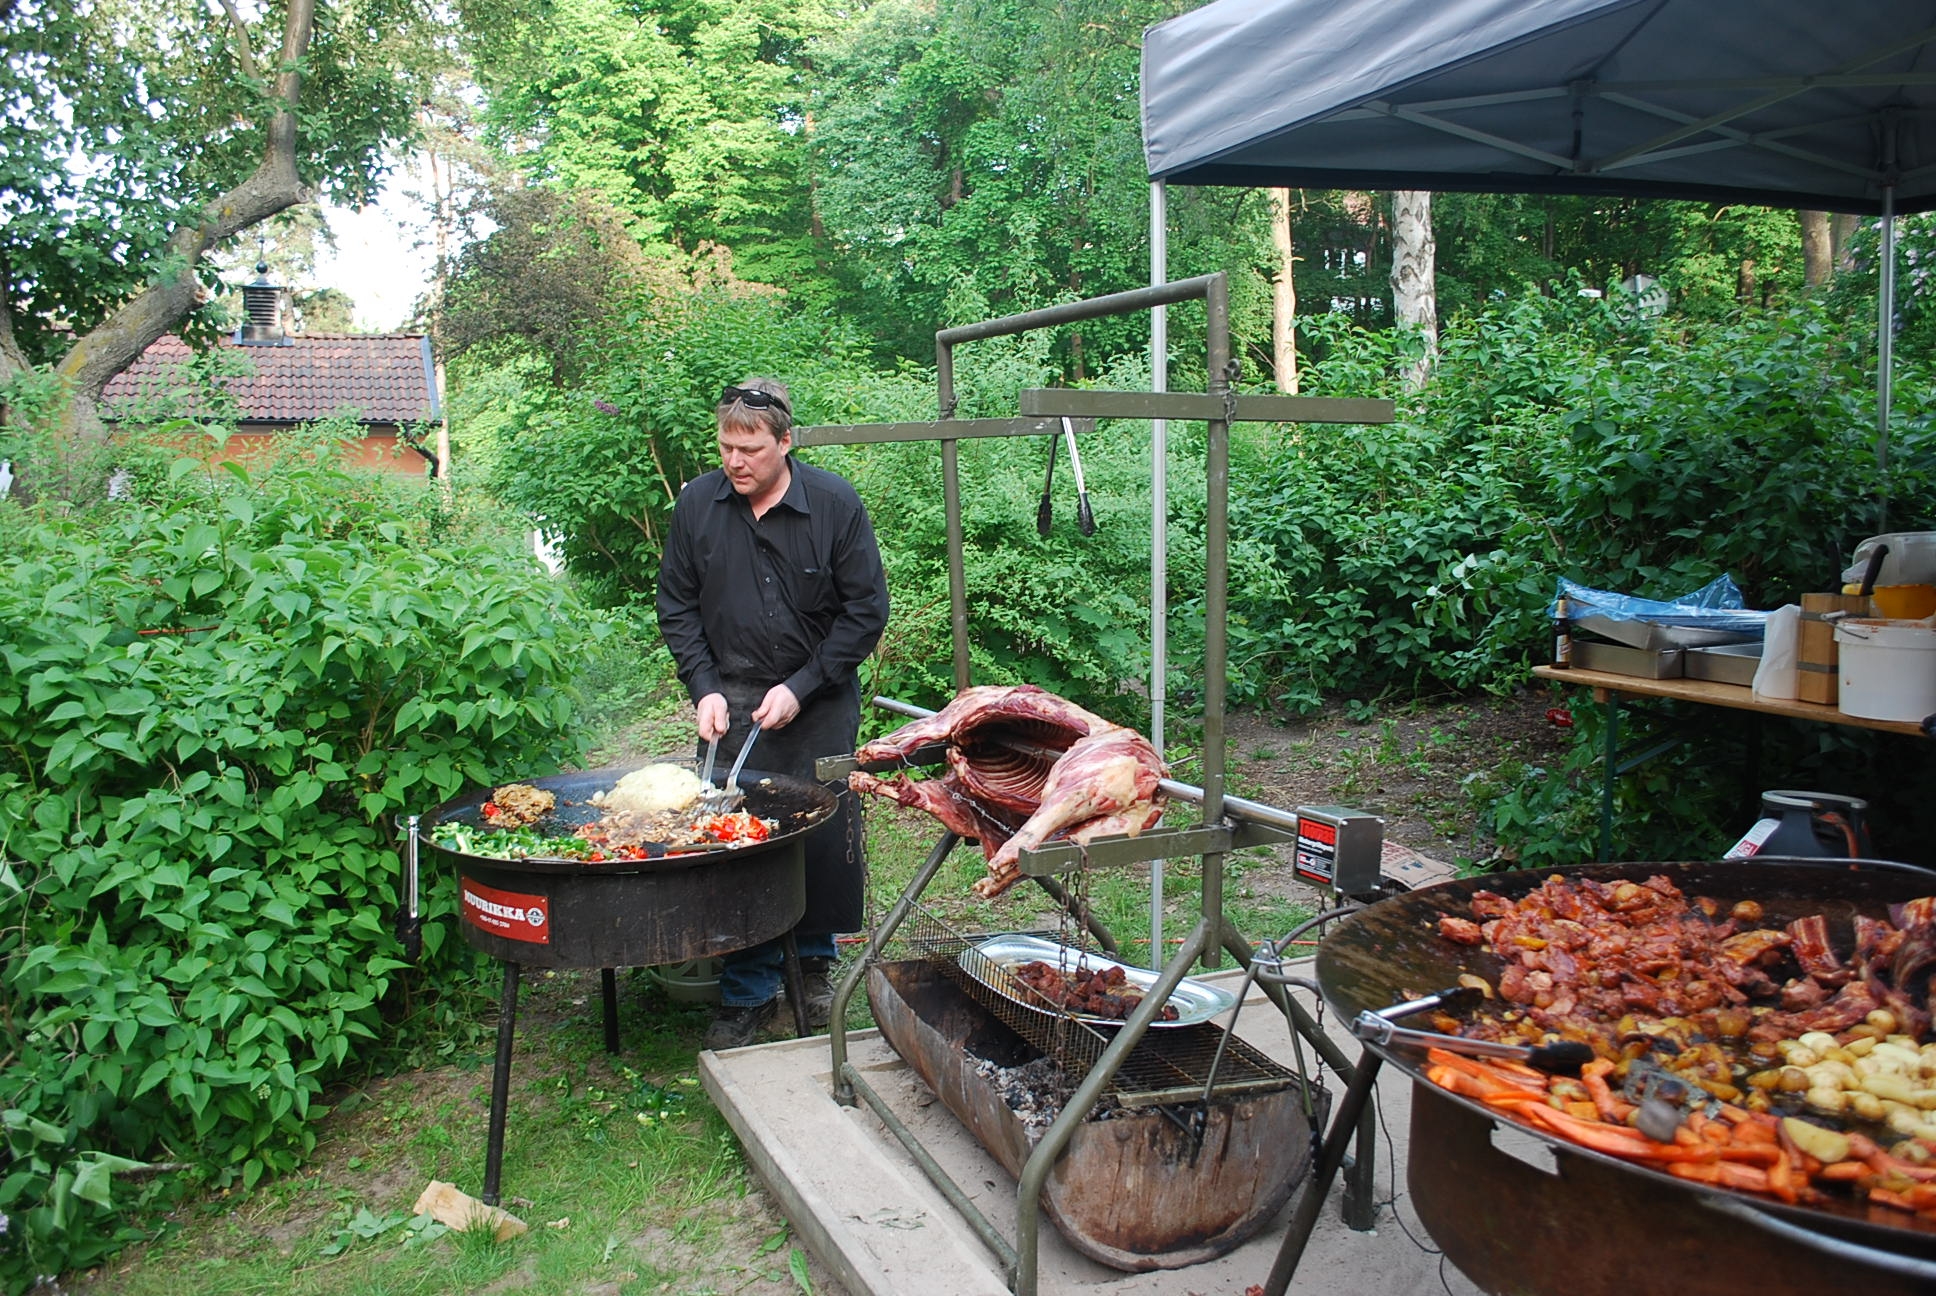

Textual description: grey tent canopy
[1141,0,1936,216]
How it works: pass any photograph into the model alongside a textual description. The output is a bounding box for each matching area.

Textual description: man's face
[718,422,791,499]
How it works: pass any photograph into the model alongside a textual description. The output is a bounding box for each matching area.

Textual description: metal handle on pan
[394,813,423,962]
[1700,1194,1936,1282]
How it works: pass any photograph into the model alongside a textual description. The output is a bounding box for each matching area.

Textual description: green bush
[0,443,589,1287]
[1187,293,1934,719]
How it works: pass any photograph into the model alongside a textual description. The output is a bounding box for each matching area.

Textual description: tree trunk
[1832,213,1860,273]
[1390,189,1437,387]
[1266,187,1299,394]
[11,0,319,460]
[1799,210,1833,286]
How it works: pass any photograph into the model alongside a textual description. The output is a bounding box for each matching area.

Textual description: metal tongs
[1352,987,1593,1075]
[1061,416,1096,537]
[698,733,721,790]
[699,724,760,815]
[1034,417,1096,537]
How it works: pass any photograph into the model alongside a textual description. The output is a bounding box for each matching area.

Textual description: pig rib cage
[793,273,1394,1296]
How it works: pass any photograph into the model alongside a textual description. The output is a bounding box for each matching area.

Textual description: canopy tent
[1137,0,1936,516]
[1142,0,1936,214]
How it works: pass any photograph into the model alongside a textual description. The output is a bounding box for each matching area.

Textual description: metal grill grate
[886,904,1301,1106]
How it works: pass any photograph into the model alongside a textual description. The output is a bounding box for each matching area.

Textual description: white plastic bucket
[1833,619,1936,721]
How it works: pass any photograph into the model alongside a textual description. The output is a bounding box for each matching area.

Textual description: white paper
[1752,603,1801,700]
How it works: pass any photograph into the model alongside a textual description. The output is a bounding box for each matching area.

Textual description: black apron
[703,676,866,933]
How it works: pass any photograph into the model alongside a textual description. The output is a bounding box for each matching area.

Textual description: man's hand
[752,684,800,730]
[696,692,730,742]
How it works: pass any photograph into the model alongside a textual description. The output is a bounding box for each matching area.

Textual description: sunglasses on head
[720,386,791,415]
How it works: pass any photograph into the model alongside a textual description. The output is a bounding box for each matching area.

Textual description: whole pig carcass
[848,685,1168,897]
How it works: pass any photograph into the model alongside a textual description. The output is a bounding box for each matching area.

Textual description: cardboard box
[1798,592,1871,704]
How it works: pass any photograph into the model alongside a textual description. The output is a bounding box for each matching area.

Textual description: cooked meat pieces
[1452,874,1773,1039]
[489,783,556,826]
[1008,959,1179,1022]
[1443,874,1936,1049]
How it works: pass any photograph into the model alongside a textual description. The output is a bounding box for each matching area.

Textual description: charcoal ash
[971,1053,1127,1132]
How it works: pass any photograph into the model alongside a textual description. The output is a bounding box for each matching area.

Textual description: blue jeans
[719,931,837,1007]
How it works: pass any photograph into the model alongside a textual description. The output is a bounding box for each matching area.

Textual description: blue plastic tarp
[1549,575,1769,634]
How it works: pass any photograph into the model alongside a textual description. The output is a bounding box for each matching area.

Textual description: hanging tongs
[1061,416,1096,537]
[1036,432,1058,537]
[394,814,422,962]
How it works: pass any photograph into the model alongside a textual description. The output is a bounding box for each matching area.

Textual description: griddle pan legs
[482,960,521,1207]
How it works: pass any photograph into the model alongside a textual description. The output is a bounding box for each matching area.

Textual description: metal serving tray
[1571,639,1684,679]
[1574,614,1758,651]
[1684,641,1763,687]
[961,934,1238,1028]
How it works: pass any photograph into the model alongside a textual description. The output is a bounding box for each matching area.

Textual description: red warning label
[1294,816,1338,883]
[460,879,551,944]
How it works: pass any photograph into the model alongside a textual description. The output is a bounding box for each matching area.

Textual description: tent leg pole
[1878,182,1896,533]
[1149,177,1169,962]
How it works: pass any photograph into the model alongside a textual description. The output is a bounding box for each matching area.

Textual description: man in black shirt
[657,377,889,1050]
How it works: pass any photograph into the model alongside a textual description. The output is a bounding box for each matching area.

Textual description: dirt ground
[1218,686,1571,895]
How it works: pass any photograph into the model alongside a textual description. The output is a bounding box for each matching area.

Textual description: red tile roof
[103,333,440,426]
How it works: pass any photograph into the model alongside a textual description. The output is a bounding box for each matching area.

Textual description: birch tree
[1267,187,1299,393]
[1389,189,1438,386]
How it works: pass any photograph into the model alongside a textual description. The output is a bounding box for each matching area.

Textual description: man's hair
[716,375,793,440]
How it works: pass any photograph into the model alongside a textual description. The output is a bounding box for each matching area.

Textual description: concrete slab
[701,963,1483,1296]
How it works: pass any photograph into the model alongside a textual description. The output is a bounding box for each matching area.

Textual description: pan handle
[1699,1194,1936,1282]
[394,814,423,962]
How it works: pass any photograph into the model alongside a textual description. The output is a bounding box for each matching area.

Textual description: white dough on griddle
[590,763,704,815]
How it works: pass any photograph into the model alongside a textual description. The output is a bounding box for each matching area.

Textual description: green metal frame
[803,273,1395,1295]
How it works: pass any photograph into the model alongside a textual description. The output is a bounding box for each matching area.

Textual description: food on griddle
[590,762,706,816]
[1425,1045,1936,1220]
[430,771,776,861]
[1429,873,1936,1222]
[583,809,772,852]
[485,783,556,826]
[1009,959,1179,1022]
[848,685,1167,899]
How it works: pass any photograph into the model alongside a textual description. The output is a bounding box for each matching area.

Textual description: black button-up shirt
[656,456,889,707]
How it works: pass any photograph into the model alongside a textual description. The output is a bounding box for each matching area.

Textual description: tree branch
[54,0,318,444]
[216,0,261,84]
[0,297,27,386]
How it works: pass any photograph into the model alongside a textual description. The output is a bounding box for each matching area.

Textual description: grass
[75,801,1320,1296]
[71,967,805,1296]
[80,644,1519,1295]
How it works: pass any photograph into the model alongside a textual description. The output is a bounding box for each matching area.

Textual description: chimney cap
[239,268,288,346]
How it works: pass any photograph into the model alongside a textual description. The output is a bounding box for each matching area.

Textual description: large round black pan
[1315,857,1936,1286]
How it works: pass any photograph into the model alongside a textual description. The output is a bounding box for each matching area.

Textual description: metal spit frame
[795,272,1393,1295]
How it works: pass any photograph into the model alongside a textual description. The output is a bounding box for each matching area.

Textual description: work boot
[703,997,778,1051]
[798,958,836,1031]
